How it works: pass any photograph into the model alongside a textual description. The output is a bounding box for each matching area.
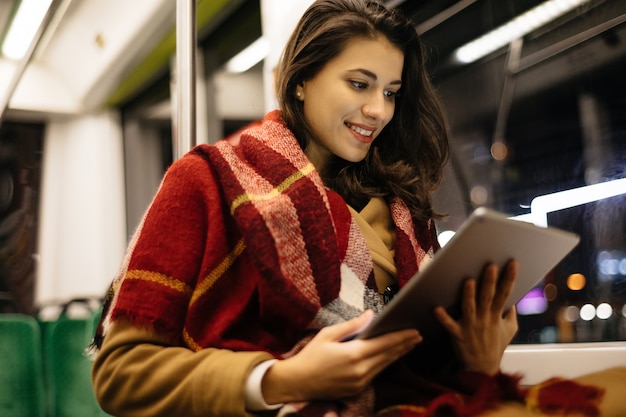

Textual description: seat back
[43,299,111,417]
[0,314,46,417]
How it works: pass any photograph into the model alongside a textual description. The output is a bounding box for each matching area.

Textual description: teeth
[348,123,373,137]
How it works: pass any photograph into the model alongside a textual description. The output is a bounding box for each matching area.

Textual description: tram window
[511,185,626,344]
[410,0,626,346]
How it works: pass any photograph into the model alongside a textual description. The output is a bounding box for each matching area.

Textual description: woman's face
[297,36,404,170]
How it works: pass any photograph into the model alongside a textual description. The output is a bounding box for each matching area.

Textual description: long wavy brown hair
[275,0,449,222]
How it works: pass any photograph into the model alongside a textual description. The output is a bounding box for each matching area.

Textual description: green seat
[0,314,46,417]
[46,314,103,417]
[38,318,58,416]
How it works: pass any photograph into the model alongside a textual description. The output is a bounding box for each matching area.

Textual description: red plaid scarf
[96,111,435,351]
[94,110,603,416]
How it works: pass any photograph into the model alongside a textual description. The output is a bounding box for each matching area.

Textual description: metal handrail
[175,0,197,160]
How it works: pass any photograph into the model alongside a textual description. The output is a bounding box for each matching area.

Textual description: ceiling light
[225,37,269,74]
[454,0,591,64]
[1,0,53,60]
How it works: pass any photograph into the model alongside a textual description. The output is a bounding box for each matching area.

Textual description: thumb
[328,310,375,342]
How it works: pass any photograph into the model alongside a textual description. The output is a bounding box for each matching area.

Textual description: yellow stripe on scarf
[125,270,193,296]
[376,404,428,416]
[230,163,316,215]
[189,238,247,306]
[182,327,202,352]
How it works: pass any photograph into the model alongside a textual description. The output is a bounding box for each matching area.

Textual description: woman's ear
[295,83,305,101]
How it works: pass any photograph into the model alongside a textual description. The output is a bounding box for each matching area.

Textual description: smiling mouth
[345,122,374,137]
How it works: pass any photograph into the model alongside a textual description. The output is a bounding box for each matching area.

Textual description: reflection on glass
[512,181,626,344]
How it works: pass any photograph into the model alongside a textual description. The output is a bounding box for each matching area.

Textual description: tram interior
[0,0,625,414]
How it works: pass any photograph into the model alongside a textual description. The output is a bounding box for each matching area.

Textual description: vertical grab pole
[175,0,197,160]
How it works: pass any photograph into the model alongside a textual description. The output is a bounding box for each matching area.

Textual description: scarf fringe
[524,377,605,417]
[376,374,605,417]
[376,372,524,417]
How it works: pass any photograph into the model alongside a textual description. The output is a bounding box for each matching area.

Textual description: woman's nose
[362,93,388,120]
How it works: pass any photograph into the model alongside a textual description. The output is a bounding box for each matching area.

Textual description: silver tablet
[356,207,580,366]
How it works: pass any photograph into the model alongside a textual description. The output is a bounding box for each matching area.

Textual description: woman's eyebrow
[349,68,402,85]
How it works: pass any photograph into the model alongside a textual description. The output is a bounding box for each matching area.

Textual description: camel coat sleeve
[92,320,274,417]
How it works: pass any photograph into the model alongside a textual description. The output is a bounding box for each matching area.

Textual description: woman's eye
[350,80,368,89]
[384,90,399,100]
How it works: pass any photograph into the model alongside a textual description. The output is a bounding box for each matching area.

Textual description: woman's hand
[434,260,519,375]
[261,310,422,404]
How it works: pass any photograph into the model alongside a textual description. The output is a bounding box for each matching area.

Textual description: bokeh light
[567,273,586,291]
[596,303,613,320]
[517,288,548,315]
[490,142,508,161]
[563,305,579,322]
[579,304,596,321]
[470,185,488,205]
[543,283,557,301]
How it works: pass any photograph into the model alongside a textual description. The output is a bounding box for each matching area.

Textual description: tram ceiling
[395,0,626,127]
[210,0,624,123]
[0,0,624,119]
[396,0,623,78]
[0,0,249,117]
[125,0,625,119]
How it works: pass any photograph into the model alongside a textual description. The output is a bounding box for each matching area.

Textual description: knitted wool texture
[97,110,436,358]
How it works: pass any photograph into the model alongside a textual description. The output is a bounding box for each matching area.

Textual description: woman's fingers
[492,260,518,312]
[433,261,521,375]
[440,261,520,325]
[461,278,477,320]
[272,320,423,402]
[473,260,519,316]
[352,328,423,362]
[477,264,498,315]
[316,310,423,377]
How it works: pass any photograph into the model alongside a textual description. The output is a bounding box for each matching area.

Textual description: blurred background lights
[563,305,579,322]
[622,304,626,318]
[527,177,626,227]
[579,303,596,321]
[470,185,488,205]
[517,287,548,315]
[472,145,491,164]
[539,326,558,343]
[596,303,613,320]
[490,142,508,161]
[225,37,270,73]
[454,0,592,64]
[566,273,586,290]
[543,283,557,301]
[597,250,626,277]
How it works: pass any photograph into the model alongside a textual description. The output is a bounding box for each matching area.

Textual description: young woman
[91,1,624,416]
